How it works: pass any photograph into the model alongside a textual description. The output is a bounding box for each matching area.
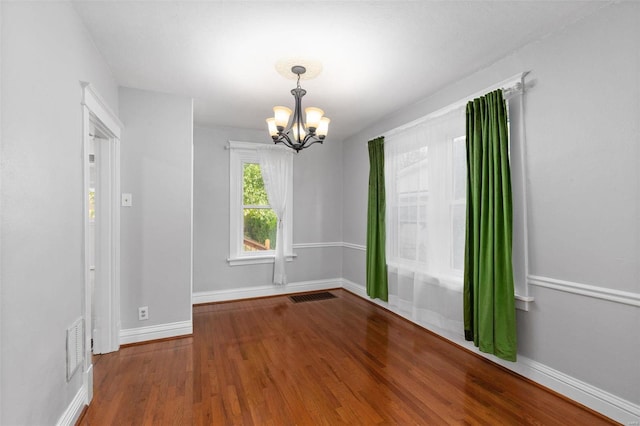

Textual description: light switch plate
[121,193,133,207]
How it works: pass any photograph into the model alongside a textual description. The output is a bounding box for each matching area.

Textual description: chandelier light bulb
[304,107,324,131]
[317,117,330,138]
[273,106,292,129]
[266,118,278,137]
[292,123,306,142]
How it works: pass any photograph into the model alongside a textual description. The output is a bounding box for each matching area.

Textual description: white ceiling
[73,1,608,142]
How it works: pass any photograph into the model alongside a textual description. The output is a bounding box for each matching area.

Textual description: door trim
[81,82,122,403]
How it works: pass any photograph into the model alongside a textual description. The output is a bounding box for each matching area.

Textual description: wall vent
[66,318,84,381]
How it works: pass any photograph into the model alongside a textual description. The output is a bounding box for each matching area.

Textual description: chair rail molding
[528,275,640,307]
[291,241,367,251]
[342,242,366,251]
[292,242,343,249]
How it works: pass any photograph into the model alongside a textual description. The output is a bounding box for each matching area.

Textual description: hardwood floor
[79,289,616,425]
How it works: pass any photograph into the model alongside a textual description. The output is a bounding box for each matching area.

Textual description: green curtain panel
[366,137,388,301]
[463,90,517,362]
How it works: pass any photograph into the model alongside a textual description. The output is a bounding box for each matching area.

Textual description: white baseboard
[192,278,343,305]
[119,320,192,345]
[339,278,640,424]
[55,384,87,426]
[514,356,640,424]
[341,278,368,297]
[85,364,93,403]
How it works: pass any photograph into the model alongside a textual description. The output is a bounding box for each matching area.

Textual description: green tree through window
[243,163,277,251]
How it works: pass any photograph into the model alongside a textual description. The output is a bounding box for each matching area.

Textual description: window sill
[387,262,463,292]
[515,294,535,311]
[227,253,297,266]
[388,261,534,311]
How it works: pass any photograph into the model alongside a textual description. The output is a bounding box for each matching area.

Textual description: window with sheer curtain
[228,141,293,267]
[384,104,467,335]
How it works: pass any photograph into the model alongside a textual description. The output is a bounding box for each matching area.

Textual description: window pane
[243,208,277,251]
[398,147,429,193]
[453,137,466,200]
[89,190,95,220]
[243,163,269,205]
[394,191,429,263]
[452,203,466,271]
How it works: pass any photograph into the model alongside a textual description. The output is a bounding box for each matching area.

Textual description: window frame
[385,122,467,288]
[227,141,293,266]
[449,135,467,275]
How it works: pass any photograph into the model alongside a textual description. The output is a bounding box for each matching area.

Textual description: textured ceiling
[72,1,608,141]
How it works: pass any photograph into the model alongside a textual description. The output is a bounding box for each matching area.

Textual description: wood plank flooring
[79,289,617,425]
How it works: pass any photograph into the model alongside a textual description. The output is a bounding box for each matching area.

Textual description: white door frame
[81,82,122,402]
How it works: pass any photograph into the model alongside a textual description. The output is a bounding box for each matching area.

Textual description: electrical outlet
[138,306,149,321]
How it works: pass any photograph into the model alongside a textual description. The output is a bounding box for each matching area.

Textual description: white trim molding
[119,320,192,345]
[227,253,297,266]
[342,242,366,251]
[55,385,88,426]
[80,82,123,138]
[339,278,639,424]
[193,278,343,305]
[293,242,366,251]
[514,357,640,424]
[226,140,271,150]
[528,275,640,307]
[80,82,122,420]
[515,294,535,312]
[341,278,368,297]
[227,242,353,266]
[293,242,343,249]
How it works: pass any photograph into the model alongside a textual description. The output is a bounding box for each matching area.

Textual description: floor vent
[290,292,337,303]
[66,318,84,381]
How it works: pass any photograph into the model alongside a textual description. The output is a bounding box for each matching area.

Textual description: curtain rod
[376,71,531,141]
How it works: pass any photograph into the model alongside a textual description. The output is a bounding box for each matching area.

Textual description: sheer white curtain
[384,105,467,336]
[258,145,293,285]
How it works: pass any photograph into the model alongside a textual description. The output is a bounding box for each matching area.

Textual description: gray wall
[193,125,343,294]
[2,2,636,423]
[118,87,193,329]
[342,2,640,405]
[0,2,119,424]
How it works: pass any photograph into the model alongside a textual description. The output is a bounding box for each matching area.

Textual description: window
[385,107,467,284]
[228,141,293,265]
[242,163,278,252]
[384,76,532,312]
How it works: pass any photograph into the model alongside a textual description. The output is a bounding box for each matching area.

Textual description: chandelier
[266,65,330,152]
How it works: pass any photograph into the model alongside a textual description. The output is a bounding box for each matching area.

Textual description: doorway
[88,123,118,355]
[82,83,122,403]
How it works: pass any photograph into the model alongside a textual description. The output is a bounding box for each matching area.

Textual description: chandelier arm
[274,134,304,152]
[301,133,317,146]
[276,132,293,147]
[301,139,323,149]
